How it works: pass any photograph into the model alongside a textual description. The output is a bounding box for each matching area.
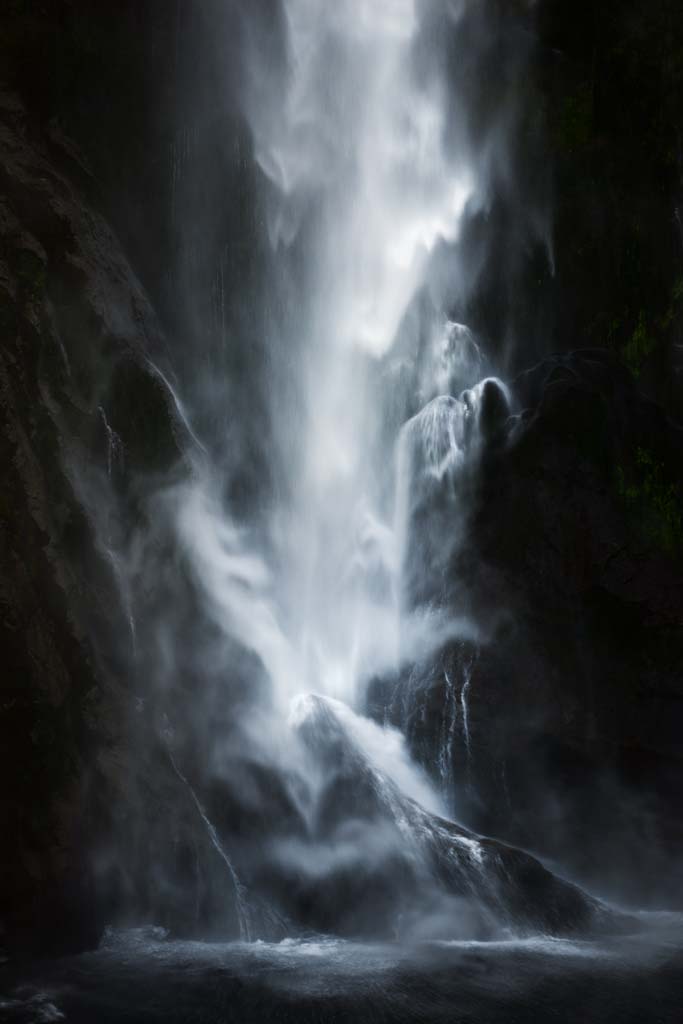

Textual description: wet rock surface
[270,694,624,941]
[374,350,683,906]
[0,91,181,954]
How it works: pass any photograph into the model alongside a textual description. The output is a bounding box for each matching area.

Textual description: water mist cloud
[244,0,476,357]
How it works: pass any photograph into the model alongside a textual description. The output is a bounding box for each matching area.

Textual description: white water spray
[237,0,479,715]
[173,1,506,819]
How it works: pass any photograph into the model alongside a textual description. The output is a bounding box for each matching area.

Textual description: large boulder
[262,693,624,940]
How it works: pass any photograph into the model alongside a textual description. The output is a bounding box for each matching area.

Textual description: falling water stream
[177,0,496,737]
[154,0,565,940]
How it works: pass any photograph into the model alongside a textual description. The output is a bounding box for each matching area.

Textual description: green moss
[616,447,683,554]
[657,275,683,331]
[622,311,656,379]
[552,82,593,154]
[620,278,683,378]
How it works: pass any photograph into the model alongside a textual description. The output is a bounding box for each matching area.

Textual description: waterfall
[232,0,480,713]
[164,0,517,828]
[167,750,252,942]
[87,0,547,942]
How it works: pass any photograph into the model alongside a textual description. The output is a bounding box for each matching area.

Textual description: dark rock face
[0,87,278,952]
[464,1,683,420]
[374,350,683,906]
[0,91,182,953]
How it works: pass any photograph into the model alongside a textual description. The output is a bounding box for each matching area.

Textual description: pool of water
[2,915,683,1023]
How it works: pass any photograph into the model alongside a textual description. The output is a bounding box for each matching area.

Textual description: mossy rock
[615,446,683,554]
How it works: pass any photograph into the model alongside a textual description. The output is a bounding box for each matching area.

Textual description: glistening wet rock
[277,694,624,940]
[374,349,683,907]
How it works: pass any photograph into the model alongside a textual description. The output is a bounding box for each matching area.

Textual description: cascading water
[169,2,492,738]
[190,0,513,707]
[76,0,619,946]
[229,0,478,710]
[147,0,539,938]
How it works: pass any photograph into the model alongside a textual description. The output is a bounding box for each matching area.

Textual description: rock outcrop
[267,693,624,940]
[0,90,181,953]
[374,349,683,906]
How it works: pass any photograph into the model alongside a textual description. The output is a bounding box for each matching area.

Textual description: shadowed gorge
[1,2,683,1022]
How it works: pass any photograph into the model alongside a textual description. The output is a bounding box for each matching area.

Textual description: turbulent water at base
[4,918,683,1024]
